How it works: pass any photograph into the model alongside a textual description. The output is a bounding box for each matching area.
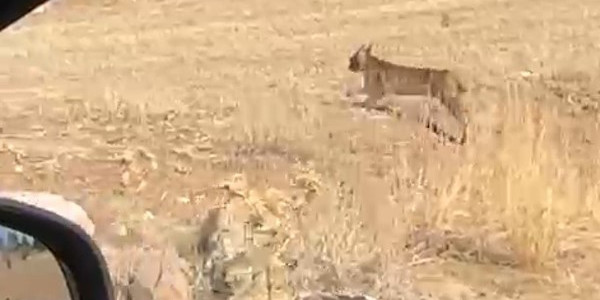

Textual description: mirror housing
[0,0,54,31]
[0,197,115,300]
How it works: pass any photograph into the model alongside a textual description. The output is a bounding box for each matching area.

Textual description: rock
[196,205,295,300]
[122,278,154,300]
[297,292,377,300]
[192,179,298,300]
[101,245,192,300]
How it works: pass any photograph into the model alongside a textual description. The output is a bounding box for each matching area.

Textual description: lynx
[347,43,469,144]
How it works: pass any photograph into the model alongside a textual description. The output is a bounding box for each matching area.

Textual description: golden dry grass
[2,0,600,299]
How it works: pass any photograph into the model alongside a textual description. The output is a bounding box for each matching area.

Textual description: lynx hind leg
[445,114,468,145]
[418,99,435,127]
[459,125,468,144]
[419,100,468,145]
[439,91,468,125]
[458,116,469,144]
[447,94,469,145]
[430,119,466,145]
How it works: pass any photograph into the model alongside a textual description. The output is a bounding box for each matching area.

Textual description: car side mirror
[0,196,115,300]
[0,0,54,31]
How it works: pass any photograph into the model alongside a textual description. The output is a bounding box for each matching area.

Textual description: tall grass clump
[434,80,600,270]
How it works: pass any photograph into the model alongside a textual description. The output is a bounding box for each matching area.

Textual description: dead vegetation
[2,0,600,299]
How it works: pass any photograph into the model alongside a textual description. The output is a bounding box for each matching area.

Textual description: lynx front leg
[349,95,382,110]
[363,95,382,109]
[362,75,385,110]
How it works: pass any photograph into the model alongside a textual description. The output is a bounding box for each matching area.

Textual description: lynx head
[348,43,373,72]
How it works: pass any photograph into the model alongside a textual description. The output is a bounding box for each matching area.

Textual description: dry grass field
[2,0,600,299]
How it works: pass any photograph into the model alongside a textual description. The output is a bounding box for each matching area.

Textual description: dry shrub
[432,79,600,270]
[287,163,422,299]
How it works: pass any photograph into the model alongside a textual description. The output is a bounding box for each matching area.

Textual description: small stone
[143,211,155,220]
[177,196,190,204]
